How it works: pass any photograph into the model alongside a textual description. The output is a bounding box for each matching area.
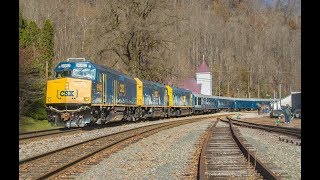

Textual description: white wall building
[271,92,301,111]
[196,60,212,96]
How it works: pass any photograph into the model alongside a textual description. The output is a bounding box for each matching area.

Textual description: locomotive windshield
[72,68,96,80]
[54,62,96,80]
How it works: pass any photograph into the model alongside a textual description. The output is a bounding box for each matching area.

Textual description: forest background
[19,0,301,122]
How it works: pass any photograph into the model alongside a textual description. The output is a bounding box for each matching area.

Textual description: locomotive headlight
[84,97,89,101]
[48,97,51,102]
[65,82,69,90]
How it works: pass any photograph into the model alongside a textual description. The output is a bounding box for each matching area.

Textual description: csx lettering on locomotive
[59,90,74,96]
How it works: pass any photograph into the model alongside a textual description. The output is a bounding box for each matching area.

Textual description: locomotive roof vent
[67,58,87,62]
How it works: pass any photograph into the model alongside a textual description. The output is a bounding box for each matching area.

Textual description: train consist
[46,58,271,127]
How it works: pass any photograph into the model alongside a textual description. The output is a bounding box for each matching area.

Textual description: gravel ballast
[19,113,228,161]
[21,112,299,179]
[237,126,301,179]
[75,119,216,179]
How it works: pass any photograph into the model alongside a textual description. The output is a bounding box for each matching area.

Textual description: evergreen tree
[20,20,41,48]
[28,21,41,47]
[19,10,29,47]
[19,14,55,120]
[19,10,27,38]
[41,19,54,76]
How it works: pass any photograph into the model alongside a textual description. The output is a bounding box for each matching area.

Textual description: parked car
[294,109,301,119]
[270,109,285,118]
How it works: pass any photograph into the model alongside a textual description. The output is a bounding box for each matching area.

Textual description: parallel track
[198,118,283,179]
[19,128,81,140]
[19,116,215,179]
[226,117,301,139]
[19,114,234,141]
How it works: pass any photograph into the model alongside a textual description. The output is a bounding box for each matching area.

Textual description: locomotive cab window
[55,70,72,78]
[72,68,96,80]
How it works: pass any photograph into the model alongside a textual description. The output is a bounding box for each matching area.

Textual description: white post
[279,84,282,107]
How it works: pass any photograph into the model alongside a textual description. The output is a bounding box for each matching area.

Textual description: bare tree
[19,0,301,97]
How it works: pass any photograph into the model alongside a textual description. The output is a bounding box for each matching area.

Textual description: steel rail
[197,120,218,180]
[226,117,301,138]
[226,118,279,180]
[198,118,280,179]
[19,128,81,140]
[20,116,218,179]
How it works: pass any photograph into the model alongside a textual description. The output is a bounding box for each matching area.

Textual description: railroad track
[19,121,130,141]
[226,117,301,139]
[19,116,216,180]
[19,127,82,140]
[198,118,287,179]
[19,114,232,141]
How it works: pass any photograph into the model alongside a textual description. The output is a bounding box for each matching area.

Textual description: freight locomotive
[46,58,271,127]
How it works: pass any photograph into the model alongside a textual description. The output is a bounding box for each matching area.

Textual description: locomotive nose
[46,77,92,105]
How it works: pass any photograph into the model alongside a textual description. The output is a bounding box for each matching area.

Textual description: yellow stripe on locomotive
[46,77,92,104]
[166,85,173,106]
[134,78,143,106]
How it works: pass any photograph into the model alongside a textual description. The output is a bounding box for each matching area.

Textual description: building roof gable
[197,61,210,73]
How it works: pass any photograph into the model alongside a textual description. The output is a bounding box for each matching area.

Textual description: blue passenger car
[235,98,271,110]
[235,98,252,110]
[193,94,219,114]
[216,96,235,110]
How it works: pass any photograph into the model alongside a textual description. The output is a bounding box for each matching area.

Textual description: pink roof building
[197,60,210,73]
[196,60,212,95]
[177,78,201,94]
[165,59,212,95]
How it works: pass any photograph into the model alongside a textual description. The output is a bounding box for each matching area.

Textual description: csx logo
[60,91,74,96]
[57,90,78,99]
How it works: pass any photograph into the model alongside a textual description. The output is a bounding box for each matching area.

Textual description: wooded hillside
[19,0,301,117]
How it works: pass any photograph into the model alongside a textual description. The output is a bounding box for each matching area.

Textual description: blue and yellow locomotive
[46,58,192,127]
[46,58,272,127]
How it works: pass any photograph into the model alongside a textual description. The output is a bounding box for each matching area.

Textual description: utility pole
[273,90,276,110]
[257,65,261,98]
[279,84,282,107]
[227,82,229,97]
[257,83,260,98]
[248,67,251,99]
[218,63,221,96]
[218,74,221,96]
[248,72,250,99]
